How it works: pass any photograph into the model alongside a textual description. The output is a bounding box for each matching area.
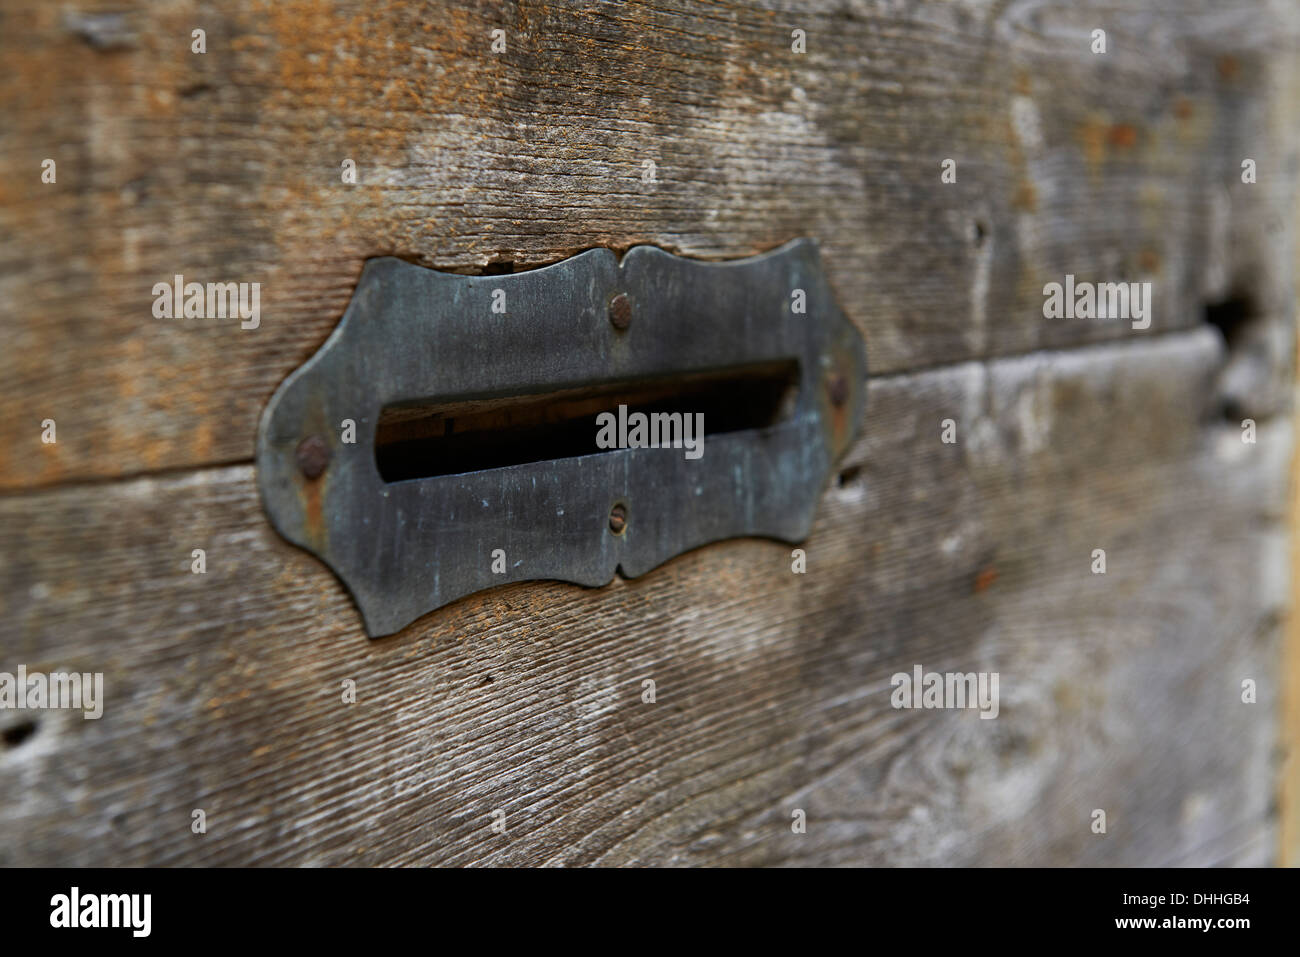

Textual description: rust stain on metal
[827,372,849,408]
[823,362,858,457]
[301,473,325,547]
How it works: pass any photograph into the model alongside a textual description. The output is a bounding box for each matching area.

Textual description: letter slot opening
[256,241,866,636]
[373,359,802,483]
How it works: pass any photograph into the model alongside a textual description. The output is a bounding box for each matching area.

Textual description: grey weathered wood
[0,329,1289,865]
[0,0,1296,487]
[1,0,1296,868]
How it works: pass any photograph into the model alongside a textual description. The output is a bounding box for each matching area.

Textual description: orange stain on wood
[1077,115,1140,172]
[1014,179,1038,212]
[1078,113,1108,174]
[1107,123,1138,149]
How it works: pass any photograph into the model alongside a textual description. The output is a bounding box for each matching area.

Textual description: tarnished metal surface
[256,239,866,636]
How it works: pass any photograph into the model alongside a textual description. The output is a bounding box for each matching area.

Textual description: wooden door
[1,0,1298,866]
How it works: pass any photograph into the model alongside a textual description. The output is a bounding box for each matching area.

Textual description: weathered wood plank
[1,0,1297,487]
[0,329,1288,865]
[1280,178,1300,868]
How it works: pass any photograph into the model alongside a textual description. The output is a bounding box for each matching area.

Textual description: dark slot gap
[374,360,801,483]
[2,720,37,749]
[1204,294,1256,350]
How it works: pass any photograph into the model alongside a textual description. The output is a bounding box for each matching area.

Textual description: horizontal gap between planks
[0,325,1221,498]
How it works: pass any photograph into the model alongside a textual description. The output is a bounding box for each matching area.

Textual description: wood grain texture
[1,0,1298,487]
[0,329,1290,865]
[2,0,1297,868]
[1280,148,1300,868]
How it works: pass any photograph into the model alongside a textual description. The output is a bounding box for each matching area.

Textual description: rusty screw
[296,434,332,480]
[608,293,632,331]
[827,373,849,408]
[608,503,627,535]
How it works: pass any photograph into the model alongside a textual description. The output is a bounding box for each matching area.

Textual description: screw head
[608,503,627,534]
[608,293,632,331]
[827,373,850,408]
[296,434,331,479]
